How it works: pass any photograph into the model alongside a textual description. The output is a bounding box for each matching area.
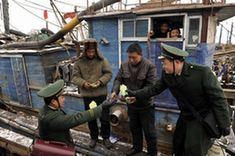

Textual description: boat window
[188,17,201,46]
[150,16,184,39]
[123,20,134,37]
[136,19,148,37]
[122,19,148,38]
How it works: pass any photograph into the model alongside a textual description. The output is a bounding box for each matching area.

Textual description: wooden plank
[223,89,235,106]
[0,57,18,101]
[24,55,47,86]
[201,11,208,43]
[223,89,235,99]
[11,57,31,106]
[206,16,217,44]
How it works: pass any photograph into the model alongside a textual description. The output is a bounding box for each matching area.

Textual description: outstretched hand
[127,89,136,97]
[111,92,117,100]
[101,98,117,109]
[126,97,136,104]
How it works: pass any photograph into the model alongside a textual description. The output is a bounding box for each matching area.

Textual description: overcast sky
[0,0,234,43]
[1,0,148,33]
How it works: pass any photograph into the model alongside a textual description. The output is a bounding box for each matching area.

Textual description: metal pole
[227,29,229,45]
[218,24,223,46]
[229,22,233,45]
[50,0,63,27]
[2,0,10,34]
[46,20,48,29]
[50,0,77,40]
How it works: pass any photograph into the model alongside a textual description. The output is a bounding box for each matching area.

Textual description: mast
[2,0,9,34]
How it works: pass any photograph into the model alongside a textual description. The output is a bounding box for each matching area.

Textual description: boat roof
[82,3,235,22]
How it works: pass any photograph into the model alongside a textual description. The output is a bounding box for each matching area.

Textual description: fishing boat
[0,0,235,155]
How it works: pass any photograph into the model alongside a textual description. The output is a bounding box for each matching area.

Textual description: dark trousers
[128,106,157,154]
[173,114,213,156]
[84,96,110,140]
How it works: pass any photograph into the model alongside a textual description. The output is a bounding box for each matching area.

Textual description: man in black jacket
[111,43,157,156]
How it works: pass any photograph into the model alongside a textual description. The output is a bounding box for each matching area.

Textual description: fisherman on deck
[72,38,113,149]
[111,43,157,156]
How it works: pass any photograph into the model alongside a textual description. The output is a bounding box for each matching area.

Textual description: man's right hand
[147,31,154,40]
[126,97,136,104]
[127,89,136,97]
[111,92,117,100]
[83,82,91,89]
[101,98,117,109]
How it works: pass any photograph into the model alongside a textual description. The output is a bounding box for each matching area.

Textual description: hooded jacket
[72,49,112,97]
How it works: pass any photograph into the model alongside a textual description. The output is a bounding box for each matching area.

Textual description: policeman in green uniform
[127,43,231,156]
[37,79,114,146]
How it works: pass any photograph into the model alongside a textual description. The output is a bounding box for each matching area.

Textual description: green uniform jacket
[135,62,230,129]
[38,105,102,145]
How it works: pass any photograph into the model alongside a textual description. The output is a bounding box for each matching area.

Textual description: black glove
[101,99,117,109]
[220,127,230,136]
[126,89,136,97]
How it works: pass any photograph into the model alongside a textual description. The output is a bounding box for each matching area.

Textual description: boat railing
[107,0,226,12]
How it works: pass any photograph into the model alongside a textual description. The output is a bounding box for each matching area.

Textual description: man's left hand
[126,97,136,104]
[90,81,101,88]
[220,127,230,136]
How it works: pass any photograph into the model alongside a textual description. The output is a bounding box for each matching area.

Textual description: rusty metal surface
[0,108,160,155]
[72,130,131,156]
[0,108,38,131]
[0,127,32,156]
[5,101,39,116]
[1,102,234,156]
[110,104,128,126]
